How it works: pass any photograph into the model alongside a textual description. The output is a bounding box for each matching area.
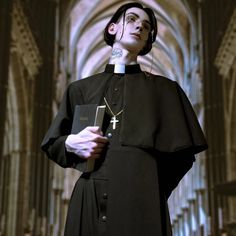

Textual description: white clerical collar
[114,64,125,74]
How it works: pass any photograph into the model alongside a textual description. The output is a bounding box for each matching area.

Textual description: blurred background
[0,0,235,235]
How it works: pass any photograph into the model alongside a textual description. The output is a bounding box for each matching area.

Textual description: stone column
[28,0,58,235]
[200,0,235,234]
[0,0,13,161]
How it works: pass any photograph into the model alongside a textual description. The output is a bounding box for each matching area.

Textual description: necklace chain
[103,97,123,117]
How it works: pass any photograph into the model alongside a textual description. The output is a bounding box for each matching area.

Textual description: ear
[108,23,118,35]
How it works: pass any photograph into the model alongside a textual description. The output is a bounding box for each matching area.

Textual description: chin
[124,42,144,54]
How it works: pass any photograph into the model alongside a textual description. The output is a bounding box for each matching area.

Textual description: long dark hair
[104,2,157,55]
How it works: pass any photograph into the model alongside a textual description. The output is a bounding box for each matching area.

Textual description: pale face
[108,7,151,54]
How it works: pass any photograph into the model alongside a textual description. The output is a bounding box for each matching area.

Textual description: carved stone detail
[215,9,236,79]
[11,1,42,79]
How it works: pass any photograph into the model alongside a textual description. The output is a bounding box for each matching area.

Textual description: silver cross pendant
[110,116,119,129]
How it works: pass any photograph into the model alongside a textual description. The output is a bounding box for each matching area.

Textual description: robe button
[107,133,112,138]
[101,215,107,222]
[103,193,108,199]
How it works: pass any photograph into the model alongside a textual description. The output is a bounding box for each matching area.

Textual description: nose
[135,21,143,31]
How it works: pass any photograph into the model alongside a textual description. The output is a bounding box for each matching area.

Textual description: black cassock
[41,64,208,236]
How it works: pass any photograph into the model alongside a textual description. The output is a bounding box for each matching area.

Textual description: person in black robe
[41,3,208,236]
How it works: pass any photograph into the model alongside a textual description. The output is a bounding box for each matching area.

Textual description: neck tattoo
[111,48,123,58]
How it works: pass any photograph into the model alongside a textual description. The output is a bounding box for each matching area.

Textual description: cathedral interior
[0,0,236,235]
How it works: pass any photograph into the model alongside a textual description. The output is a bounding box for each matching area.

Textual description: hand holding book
[65,126,108,160]
[65,105,107,172]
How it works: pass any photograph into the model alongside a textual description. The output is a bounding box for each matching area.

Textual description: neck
[109,47,138,65]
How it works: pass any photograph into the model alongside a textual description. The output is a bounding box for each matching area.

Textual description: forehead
[125,7,150,22]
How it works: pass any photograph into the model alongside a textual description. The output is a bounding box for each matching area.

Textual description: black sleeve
[41,83,84,168]
[158,150,195,199]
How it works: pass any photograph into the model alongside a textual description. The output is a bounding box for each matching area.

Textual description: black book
[71,104,106,172]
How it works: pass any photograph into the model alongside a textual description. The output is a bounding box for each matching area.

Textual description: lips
[130,33,141,39]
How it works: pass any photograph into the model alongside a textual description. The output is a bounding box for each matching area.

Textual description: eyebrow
[126,12,151,25]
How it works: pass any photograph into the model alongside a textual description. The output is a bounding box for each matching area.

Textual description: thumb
[85,126,102,134]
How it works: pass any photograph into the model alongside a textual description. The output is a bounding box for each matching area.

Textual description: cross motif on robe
[110,116,119,129]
